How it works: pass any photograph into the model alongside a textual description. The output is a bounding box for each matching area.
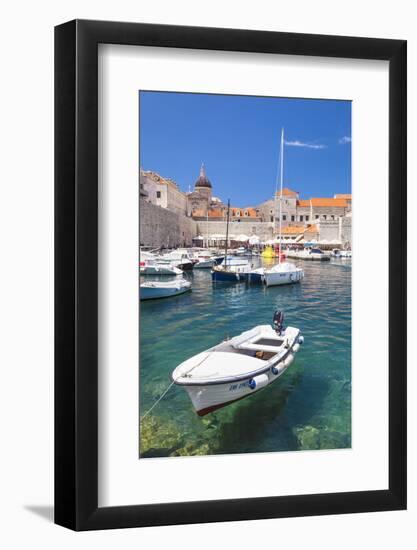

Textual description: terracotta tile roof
[276,187,298,197]
[208,209,224,218]
[281,225,305,235]
[191,209,206,218]
[334,194,352,199]
[304,224,318,233]
[230,207,258,218]
[297,198,348,208]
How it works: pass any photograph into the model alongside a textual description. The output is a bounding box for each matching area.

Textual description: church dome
[194,163,212,189]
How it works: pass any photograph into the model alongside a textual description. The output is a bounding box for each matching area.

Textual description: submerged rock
[294,424,351,451]
[140,415,184,458]
[294,425,321,450]
[171,442,212,457]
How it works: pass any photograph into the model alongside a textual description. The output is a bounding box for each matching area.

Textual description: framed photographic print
[55,20,406,530]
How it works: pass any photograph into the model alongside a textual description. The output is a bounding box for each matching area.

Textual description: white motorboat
[286,247,330,261]
[234,246,249,256]
[192,250,217,269]
[248,261,304,285]
[140,261,183,276]
[331,248,352,259]
[140,279,191,300]
[172,311,303,416]
[264,262,304,286]
[194,257,216,268]
[157,249,195,271]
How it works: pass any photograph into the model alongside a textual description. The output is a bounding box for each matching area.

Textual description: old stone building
[186,164,213,217]
[140,169,188,216]
[139,166,352,247]
[256,188,351,226]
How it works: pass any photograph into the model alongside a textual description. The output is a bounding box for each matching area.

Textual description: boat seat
[235,342,284,353]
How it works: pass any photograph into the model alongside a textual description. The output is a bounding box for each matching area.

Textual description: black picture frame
[55,19,407,531]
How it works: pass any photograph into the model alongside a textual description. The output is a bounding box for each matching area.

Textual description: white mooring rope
[140,380,176,422]
[139,353,212,422]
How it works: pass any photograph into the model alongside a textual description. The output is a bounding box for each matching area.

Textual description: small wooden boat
[140,279,191,300]
[172,311,303,416]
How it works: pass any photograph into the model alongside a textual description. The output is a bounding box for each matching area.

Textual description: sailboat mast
[278,127,284,264]
[224,199,230,268]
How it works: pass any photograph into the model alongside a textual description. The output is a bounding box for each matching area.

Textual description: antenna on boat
[224,199,230,268]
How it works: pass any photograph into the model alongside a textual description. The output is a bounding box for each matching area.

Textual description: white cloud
[284,140,326,149]
[339,136,352,144]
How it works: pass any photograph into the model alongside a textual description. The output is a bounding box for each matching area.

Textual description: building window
[244,211,248,217]
[270,216,274,222]
[300,215,303,222]
[283,215,287,221]
[270,210,273,214]
[291,215,295,222]
[236,210,240,217]
[315,215,319,219]
[331,215,335,220]
[156,191,161,198]
[323,215,327,220]
[306,215,309,221]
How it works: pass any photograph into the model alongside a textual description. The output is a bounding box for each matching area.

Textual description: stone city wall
[196,220,274,242]
[140,198,197,248]
[317,217,352,247]
[339,216,352,248]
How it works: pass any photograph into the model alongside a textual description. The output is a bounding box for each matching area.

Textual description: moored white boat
[331,248,352,259]
[286,247,330,261]
[264,262,304,286]
[172,311,303,416]
[140,279,191,300]
[140,261,183,276]
[157,249,195,271]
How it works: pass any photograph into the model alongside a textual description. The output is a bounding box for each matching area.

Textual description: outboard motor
[273,310,284,335]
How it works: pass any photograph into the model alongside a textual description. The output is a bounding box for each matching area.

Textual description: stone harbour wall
[140,198,197,248]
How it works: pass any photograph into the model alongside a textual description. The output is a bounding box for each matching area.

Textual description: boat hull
[140,266,182,275]
[184,353,295,416]
[286,252,330,261]
[264,268,303,287]
[140,284,191,300]
[211,270,249,282]
[194,259,215,268]
[248,270,264,284]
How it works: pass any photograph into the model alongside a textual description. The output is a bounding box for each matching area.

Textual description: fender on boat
[248,373,269,390]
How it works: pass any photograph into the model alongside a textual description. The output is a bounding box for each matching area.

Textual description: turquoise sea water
[139,258,351,458]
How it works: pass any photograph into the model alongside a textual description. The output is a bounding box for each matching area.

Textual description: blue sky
[139,91,351,206]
